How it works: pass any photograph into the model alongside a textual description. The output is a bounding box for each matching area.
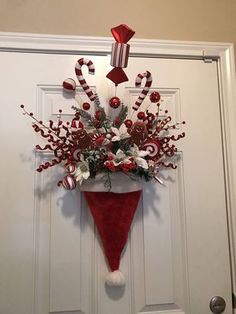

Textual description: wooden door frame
[1,32,236,308]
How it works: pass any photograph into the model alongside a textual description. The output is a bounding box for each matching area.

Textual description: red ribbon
[106,24,135,86]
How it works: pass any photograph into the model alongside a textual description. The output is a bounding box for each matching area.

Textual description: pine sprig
[94,93,102,110]
[115,105,128,127]
[72,105,92,122]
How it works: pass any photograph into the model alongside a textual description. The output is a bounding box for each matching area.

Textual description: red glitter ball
[124,119,133,128]
[109,96,121,109]
[137,112,145,120]
[147,113,155,122]
[82,102,90,110]
[150,92,161,103]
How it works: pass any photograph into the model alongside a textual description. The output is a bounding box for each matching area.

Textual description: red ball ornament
[109,96,121,109]
[137,112,145,120]
[145,113,155,123]
[82,102,90,110]
[63,78,76,93]
[150,91,161,103]
[124,119,133,128]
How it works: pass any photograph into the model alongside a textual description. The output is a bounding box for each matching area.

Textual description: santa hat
[81,173,142,286]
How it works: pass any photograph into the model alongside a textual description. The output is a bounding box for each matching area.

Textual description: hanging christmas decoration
[20,24,185,287]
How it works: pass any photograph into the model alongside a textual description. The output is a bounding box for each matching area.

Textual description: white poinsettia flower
[74,157,90,184]
[111,127,130,142]
[115,149,126,159]
[128,144,149,169]
[113,149,131,166]
[134,156,148,169]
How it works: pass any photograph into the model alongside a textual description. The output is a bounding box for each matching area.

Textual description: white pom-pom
[105,270,125,287]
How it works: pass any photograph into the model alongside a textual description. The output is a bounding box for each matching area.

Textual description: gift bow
[106,24,135,85]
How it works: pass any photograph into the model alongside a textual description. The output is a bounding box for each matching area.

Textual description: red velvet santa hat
[83,188,141,286]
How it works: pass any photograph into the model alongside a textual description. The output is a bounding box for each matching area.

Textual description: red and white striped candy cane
[75,58,96,102]
[132,71,152,111]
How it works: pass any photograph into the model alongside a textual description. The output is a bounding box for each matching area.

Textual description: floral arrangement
[20,89,185,189]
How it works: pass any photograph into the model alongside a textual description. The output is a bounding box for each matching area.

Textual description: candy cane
[75,58,96,102]
[132,71,152,111]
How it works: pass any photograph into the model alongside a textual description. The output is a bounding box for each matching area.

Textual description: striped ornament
[110,43,130,68]
[132,71,152,111]
[63,78,76,92]
[75,58,96,101]
[62,175,77,190]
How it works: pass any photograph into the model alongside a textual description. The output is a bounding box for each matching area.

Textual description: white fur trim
[105,270,125,286]
[80,172,142,193]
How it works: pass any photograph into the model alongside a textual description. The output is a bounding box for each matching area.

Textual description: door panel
[0,52,232,314]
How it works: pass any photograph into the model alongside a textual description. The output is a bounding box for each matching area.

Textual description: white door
[0,49,233,314]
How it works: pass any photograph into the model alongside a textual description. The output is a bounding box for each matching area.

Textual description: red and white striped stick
[132,71,152,111]
[75,58,96,102]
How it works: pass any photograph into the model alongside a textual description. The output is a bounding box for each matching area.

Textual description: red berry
[150,91,161,103]
[137,112,145,120]
[109,96,121,109]
[29,112,33,116]
[124,119,133,128]
[82,102,90,110]
[20,104,24,108]
[59,109,62,113]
